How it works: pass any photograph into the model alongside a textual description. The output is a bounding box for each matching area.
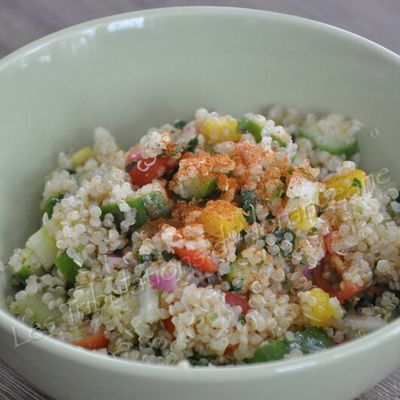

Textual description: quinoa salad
[4,107,400,366]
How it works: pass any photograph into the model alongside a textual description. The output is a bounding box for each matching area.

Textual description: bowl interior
[0,7,399,311]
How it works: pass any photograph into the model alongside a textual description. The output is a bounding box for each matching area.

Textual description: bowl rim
[1,5,400,381]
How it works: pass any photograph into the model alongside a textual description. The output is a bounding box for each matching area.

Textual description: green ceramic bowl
[0,7,399,400]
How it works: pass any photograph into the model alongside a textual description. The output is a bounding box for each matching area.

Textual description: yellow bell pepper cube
[289,205,317,231]
[200,116,241,144]
[324,168,366,201]
[302,288,339,328]
[71,146,92,167]
[200,200,248,239]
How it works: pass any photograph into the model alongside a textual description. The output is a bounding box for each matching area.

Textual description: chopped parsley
[352,177,362,188]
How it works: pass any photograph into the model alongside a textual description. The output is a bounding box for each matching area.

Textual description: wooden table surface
[0,1,399,399]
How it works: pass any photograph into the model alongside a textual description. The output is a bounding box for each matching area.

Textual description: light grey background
[0,1,399,399]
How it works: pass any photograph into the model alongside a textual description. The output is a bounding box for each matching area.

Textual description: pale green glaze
[0,7,399,400]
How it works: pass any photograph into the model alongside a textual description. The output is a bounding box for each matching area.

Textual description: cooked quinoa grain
[4,107,400,366]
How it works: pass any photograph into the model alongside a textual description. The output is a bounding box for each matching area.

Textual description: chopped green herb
[186,137,198,153]
[310,227,318,233]
[162,251,174,261]
[279,175,287,184]
[138,254,154,263]
[291,327,333,354]
[125,161,135,173]
[273,187,285,199]
[352,177,362,188]
[230,278,243,292]
[188,353,218,366]
[209,313,218,321]
[238,315,246,325]
[174,120,187,130]
[247,327,332,363]
[240,189,257,224]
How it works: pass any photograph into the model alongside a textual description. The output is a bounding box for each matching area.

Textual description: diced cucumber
[142,191,170,219]
[238,119,262,143]
[299,126,359,157]
[101,192,168,230]
[73,281,106,314]
[225,259,257,289]
[126,197,148,229]
[10,294,61,329]
[247,327,332,363]
[270,134,288,148]
[55,251,81,282]
[240,189,257,224]
[41,195,63,219]
[26,227,57,270]
[180,176,219,200]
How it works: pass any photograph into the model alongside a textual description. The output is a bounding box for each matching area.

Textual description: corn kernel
[200,200,248,239]
[324,168,366,201]
[200,116,241,144]
[289,205,316,230]
[302,288,337,328]
[71,146,92,167]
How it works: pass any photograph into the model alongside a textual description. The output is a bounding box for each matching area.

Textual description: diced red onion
[277,210,289,226]
[301,267,312,277]
[149,272,176,292]
[107,255,124,267]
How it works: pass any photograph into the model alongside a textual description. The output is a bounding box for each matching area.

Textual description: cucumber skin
[238,119,262,143]
[16,265,45,280]
[126,198,148,229]
[10,294,61,329]
[142,191,170,219]
[299,127,359,157]
[181,176,219,200]
[100,191,168,230]
[41,195,63,219]
[198,178,218,199]
[101,199,149,231]
[55,251,80,282]
[16,265,33,280]
[247,327,333,363]
[270,134,288,148]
